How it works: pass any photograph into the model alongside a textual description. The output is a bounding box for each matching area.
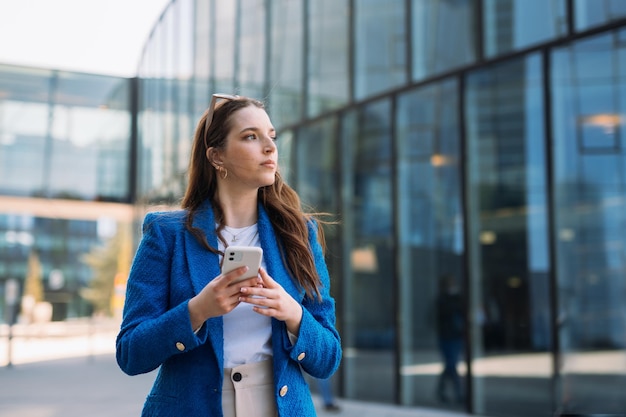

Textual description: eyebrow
[238,126,276,134]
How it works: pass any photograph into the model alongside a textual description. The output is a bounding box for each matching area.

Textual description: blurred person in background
[315,376,341,412]
[435,274,464,404]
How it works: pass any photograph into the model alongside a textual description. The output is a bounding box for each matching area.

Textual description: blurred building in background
[1,1,626,416]
[0,68,135,321]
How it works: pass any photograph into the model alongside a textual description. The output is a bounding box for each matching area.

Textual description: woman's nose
[264,137,276,152]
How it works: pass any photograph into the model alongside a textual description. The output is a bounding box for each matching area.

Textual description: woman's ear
[206,147,223,168]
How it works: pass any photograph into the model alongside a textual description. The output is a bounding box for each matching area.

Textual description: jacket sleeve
[115,212,200,375]
[286,221,342,379]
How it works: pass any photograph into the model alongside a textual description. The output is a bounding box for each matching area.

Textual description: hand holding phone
[221,246,263,284]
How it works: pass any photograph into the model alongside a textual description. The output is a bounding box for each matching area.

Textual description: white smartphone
[221,246,263,284]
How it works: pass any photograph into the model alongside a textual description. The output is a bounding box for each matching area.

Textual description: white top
[217,224,273,368]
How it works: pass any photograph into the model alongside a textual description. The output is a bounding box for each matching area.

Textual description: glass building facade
[134,1,626,416]
[1,1,625,416]
[0,64,134,321]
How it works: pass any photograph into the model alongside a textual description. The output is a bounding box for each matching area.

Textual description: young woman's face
[216,105,277,190]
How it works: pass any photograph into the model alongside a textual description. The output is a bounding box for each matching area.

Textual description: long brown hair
[181,96,326,300]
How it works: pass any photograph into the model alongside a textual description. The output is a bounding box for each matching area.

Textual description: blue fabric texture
[116,201,342,417]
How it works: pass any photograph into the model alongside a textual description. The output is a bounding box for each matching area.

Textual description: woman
[116,94,342,417]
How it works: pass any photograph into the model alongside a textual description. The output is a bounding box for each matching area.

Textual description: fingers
[198,267,262,318]
[220,266,262,288]
[258,267,276,287]
[239,269,290,317]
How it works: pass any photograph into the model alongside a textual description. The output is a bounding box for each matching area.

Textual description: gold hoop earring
[220,167,228,180]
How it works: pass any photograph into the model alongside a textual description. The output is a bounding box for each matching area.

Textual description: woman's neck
[218,189,258,228]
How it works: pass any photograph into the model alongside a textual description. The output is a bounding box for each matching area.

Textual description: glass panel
[411,0,478,82]
[269,0,304,129]
[465,54,552,417]
[0,66,134,324]
[276,129,294,185]
[307,0,350,117]
[341,100,395,403]
[551,29,626,416]
[214,0,237,94]
[483,0,567,58]
[175,0,194,82]
[0,66,130,202]
[354,0,407,100]
[193,0,211,117]
[138,78,162,198]
[295,117,342,399]
[0,208,133,324]
[396,79,466,411]
[162,2,176,80]
[296,118,339,213]
[174,0,194,181]
[575,0,626,31]
[0,94,48,196]
[238,0,266,99]
[138,23,170,201]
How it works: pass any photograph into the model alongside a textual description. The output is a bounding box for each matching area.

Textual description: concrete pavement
[0,321,472,417]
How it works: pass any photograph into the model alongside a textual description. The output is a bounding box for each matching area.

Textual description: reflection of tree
[21,250,45,322]
[81,225,131,316]
[23,250,44,304]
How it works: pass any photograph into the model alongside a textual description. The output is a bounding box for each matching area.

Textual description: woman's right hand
[187,267,262,331]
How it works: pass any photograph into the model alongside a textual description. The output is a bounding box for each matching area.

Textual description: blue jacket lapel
[182,200,305,375]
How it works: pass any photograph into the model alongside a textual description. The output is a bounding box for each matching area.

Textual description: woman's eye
[271,136,278,142]
[244,133,257,140]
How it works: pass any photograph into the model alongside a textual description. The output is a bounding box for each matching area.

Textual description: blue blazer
[116,202,342,417]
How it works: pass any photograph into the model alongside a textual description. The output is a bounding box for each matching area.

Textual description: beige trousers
[222,359,278,417]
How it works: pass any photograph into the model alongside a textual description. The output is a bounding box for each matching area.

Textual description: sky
[0,0,172,77]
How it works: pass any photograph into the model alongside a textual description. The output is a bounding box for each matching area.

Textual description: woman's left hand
[239,267,303,335]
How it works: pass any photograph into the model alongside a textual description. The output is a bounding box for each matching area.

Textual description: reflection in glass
[411,0,477,81]
[295,117,342,399]
[296,119,339,213]
[483,0,567,57]
[0,66,131,202]
[551,29,626,415]
[173,0,194,177]
[192,0,211,115]
[354,0,407,99]
[238,0,266,99]
[575,0,626,31]
[341,99,395,402]
[465,54,552,417]
[396,80,465,410]
[268,0,304,129]
[214,1,237,94]
[307,0,350,117]
[0,203,134,325]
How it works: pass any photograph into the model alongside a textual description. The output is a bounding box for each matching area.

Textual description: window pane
[214,0,237,94]
[575,0,626,31]
[341,100,396,403]
[396,79,466,410]
[295,118,343,400]
[268,0,304,129]
[296,118,338,212]
[551,29,626,416]
[307,0,350,117]
[238,0,266,99]
[465,54,552,417]
[483,0,567,57]
[193,0,211,117]
[0,67,130,202]
[354,0,407,99]
[412,0,478,81]
[173,0,194,179]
